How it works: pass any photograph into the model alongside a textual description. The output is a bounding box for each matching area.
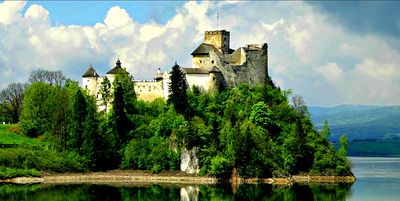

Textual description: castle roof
[82,65,99,77]
[182,67,221,74]
[182,67,209,74]
[208,66,221,73]
[191,43,218,56]
[106,59,126,74]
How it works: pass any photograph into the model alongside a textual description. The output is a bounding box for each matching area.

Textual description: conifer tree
[110,77,130,147]
[82,95,100,169]
[168,62,189,115]
[99,76,111,113]
[69,89,87,152]
[321,120,331,140]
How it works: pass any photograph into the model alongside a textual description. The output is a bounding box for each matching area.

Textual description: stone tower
[204,30,230,54]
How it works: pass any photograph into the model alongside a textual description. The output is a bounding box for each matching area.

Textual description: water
[0,157,399,201]
[348,157,400,201]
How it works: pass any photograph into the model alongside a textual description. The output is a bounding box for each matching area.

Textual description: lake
[0,157,399,201]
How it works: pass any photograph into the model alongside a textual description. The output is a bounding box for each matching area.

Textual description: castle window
[200,60,202,64]
[213,77,216,81]
[211,60,214,64]
[85,85,88,89]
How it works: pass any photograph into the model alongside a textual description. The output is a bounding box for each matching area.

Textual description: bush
[209,155,233,178]
[0,145,88,173]
[0,166,40,179]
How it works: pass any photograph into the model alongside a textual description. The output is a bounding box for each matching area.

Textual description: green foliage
[20,82,54,137]
[338,134,348,156]
[99,76,111,112]
[168,63,190,116]
[321,120,331,140]
[0,166,40,179]
[0,145,88,173]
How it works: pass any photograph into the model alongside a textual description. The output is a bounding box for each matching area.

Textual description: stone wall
[209,43,268,88]
[134,81,164,102]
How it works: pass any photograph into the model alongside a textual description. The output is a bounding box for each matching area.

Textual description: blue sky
[23,1,184,25]
[0,1,399,106]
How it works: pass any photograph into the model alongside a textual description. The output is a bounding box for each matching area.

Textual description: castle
[82,30,268,109]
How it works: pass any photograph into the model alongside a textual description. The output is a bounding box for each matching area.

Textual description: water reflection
[0,182,352,201]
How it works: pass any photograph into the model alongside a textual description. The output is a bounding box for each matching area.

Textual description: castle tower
[204,30,230,54]
[106,59,125,84]
[82,65,99,96]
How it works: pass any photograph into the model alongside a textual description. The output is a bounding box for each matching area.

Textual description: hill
[309,105,400,141]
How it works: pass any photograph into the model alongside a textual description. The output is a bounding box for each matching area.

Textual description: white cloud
[315,63,344,83]
[0,1,25,25]
[0,1,399,106]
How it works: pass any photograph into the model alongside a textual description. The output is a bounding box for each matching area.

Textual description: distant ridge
[309,105,400,141]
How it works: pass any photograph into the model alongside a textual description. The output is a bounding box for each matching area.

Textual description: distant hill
[309,105,400,141]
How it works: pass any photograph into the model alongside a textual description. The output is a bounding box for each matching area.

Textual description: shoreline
[0,170,356,185]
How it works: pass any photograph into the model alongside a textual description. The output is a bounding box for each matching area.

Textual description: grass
[0,124,44,146]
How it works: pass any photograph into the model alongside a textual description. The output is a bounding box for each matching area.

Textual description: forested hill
[309,105,400,141]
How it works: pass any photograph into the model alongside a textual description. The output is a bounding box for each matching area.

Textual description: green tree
[82,95,101,169]
[321,120,331,140]
[48,86,71,151]
[168,62,189,116]
[338,134,348,157]
[110,77,130,147]
[99,76,111,113]
[20,82,54,137]
[69,89,87,152]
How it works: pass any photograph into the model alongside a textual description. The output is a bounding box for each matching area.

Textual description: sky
[0,1,399,106]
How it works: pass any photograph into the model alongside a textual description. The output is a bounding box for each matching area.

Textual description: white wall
[185,74,210,91]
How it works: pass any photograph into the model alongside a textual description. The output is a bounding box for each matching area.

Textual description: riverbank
[0,170,355,185]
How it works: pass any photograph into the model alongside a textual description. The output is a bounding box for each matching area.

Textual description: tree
[29,69,66,86]
[116,71,137,115]
[291,94,308,117]
[110,77,131,146]
[338,134,348,156]
[0,82,26,123]
[69,89,88,152]
[320,120,331,140]
[99,76,111,112]
[82,95,101,169]
[20,82,54,137]
[48,86,71,150]
[168,62,189,116]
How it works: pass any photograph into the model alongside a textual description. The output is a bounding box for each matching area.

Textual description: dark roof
[182,67,209,74]
[208,66,221,73]
[82,66,99,77]
[191,43,218,56]
[106,59,126,74]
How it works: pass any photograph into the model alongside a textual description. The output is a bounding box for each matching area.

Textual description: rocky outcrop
[180,147,200,174]
[209,43,268,88]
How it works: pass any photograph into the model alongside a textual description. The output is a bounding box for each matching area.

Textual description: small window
[213,77,216,81]
[200,60,202,63]
[85,85,88,89]
[211,60,214,64]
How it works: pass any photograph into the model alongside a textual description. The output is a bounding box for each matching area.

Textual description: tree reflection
[0,182,352,201]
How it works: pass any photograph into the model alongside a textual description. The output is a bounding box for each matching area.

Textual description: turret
[82,65,99,96]
[106,59,125,84]
[204,30,230,54]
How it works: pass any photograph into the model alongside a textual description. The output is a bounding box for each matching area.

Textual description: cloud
[0,1,25,25]
[315,63,344,83]
[0,1,399,106]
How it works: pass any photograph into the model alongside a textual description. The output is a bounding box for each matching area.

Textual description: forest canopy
[2,66,352,178]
